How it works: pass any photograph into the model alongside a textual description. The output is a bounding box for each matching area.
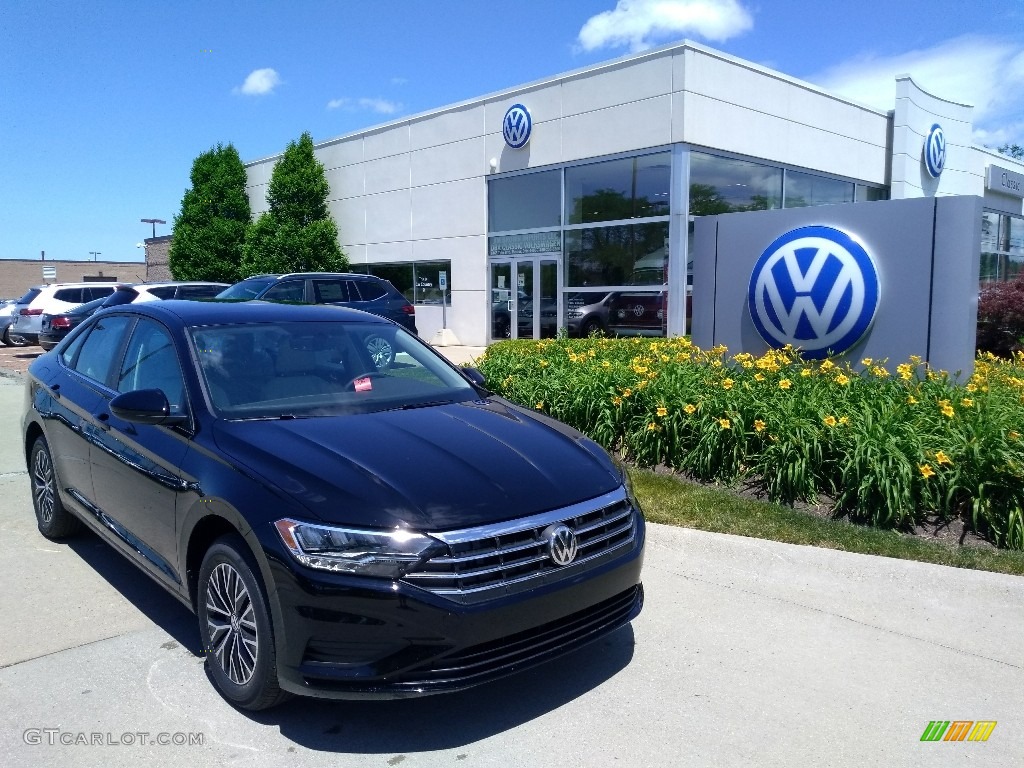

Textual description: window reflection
[352,261,452,305]
[565,222,668,287]
[689,152,782,214]
[488,171,561,232]
[565,153,670,224]
[785,170,854,208]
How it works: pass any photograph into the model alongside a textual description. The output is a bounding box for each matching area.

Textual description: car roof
[127,281,229,288]
[101,299,387,325]
[245,273,379,280]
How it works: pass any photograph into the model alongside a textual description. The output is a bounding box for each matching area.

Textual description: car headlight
[275,519,444,578]
[613,459,642,512]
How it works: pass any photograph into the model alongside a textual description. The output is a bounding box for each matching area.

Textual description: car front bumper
[263,516,645,699]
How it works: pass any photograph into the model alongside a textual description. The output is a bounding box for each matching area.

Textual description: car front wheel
[197,535,286,710]
[30,436,82,539]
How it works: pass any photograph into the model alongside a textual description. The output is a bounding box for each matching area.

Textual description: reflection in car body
[22,300,645,710]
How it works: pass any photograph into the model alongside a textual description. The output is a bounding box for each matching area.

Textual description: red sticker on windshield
[354,377,373,392]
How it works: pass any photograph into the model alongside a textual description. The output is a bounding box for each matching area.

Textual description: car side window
[117,319,186,414]
[262,280,305,302]
[86,286,115,301]
[69,315,134,385]
[147,286,177,300]
[353,279,386,301]
[177,285,221,299]
[312,279,350,302]
[54,288,83,303]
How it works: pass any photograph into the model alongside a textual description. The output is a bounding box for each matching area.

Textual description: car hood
[212,397,621,531]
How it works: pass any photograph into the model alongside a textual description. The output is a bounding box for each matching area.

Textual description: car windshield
[190,320,478,419]
[216,278,276,300]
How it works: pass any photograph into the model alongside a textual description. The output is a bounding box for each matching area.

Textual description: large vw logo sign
[502,103,532,149]
[924,123,946,178]
[748,226,880,359]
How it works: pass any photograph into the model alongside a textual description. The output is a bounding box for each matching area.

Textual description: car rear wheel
[580,318,605,338]
[365,333,395,369]
[3,326,28,347]
[198,535,287,711]
[30,436,82,539]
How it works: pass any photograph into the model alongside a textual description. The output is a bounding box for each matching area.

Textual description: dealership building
[245,40,1024,347]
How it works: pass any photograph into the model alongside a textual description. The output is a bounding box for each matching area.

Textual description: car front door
[87,317,193,586]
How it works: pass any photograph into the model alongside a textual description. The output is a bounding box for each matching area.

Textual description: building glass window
[565,222,668,287]
[784,170,855,208]
[981,212,1024,284]
[689,152,782,214]
[487,170,561,232]
[565,153,671,224]
[856,184,889,202]
[353,261,452,305]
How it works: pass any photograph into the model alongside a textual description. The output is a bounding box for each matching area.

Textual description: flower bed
[476,337,1024,549]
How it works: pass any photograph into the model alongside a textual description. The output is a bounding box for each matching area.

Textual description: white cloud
[809,35,1024,145]
[235,68,281,96]
[390,77,408,86]
[326,97,403,115]
[578,0,753,53]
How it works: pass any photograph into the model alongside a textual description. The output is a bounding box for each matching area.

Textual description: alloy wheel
[32,448,55,524]
[366,335,394,369]
[205,562,259,685]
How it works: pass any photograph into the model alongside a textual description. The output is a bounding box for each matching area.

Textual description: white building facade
[244,41,1024,346]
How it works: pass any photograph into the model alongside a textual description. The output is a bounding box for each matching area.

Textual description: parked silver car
[1,298,23,346]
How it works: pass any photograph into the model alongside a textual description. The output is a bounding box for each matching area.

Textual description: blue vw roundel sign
[748,226,880,359]
[924,123,946,178]
[502,103,532,148]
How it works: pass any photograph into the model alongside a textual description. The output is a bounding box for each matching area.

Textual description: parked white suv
[118,281,229,302]
[10,283,117,345]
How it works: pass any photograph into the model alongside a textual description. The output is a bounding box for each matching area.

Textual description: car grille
[401,487,637,605]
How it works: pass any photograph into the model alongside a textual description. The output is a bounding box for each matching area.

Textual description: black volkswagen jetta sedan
[23,301,644,710]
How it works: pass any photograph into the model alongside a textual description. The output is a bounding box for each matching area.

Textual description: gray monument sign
[691,196,983,377]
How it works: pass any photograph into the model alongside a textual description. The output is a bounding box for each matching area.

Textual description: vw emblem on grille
[924,123,946,178]
[502,103,532,149]
[632,305,645,316]
[543,524,578,566]
[748,225,880,360]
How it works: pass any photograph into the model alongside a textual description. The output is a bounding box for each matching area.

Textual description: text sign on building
[986,164,1024,199]
[489,231,561,256]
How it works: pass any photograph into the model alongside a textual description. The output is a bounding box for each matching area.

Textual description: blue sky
[2,0,1023,263]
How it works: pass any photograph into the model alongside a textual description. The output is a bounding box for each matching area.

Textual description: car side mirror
[462,367,487,387]
[110,389,187,426]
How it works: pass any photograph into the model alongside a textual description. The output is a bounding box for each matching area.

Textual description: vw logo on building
[748,225,880,359]
[543,523,578,566]
[502,103,532,149]
[924,123,946,178]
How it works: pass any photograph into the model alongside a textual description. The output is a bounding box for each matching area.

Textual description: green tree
[242,132,346,275]
[169,143,251,283]
[998,143,1024,161]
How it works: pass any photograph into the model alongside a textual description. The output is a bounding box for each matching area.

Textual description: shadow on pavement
[248,624,635,753]
[67,529,201,654]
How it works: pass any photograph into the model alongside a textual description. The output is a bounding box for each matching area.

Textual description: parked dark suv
[217,273,418,367]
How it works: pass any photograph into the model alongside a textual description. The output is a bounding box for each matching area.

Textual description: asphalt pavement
[0,374,1022,767]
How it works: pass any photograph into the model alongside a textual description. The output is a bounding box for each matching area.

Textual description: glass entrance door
[489,256,560,340]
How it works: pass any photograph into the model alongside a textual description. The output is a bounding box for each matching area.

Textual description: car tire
[197,535,287,711]
[364,333,395,369]
[3,326,27,347]
[580,318,605,338]
[30,436,83,539]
